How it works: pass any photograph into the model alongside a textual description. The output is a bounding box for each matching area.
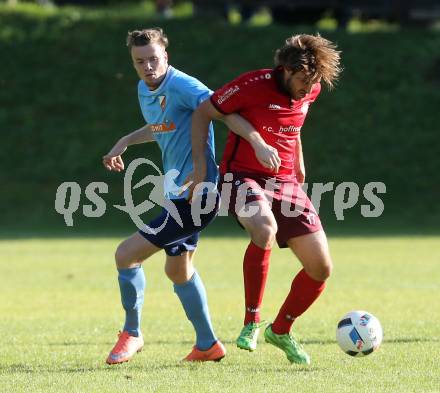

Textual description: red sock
[271,269,326,335]
[243,242,271,325]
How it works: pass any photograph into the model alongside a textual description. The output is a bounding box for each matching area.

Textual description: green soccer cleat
[236,321,267,351]
[264,324,311,365]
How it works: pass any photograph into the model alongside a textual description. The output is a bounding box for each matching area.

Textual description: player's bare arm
[221,113,281,172]
[188,99,222,200]
[103,124,154,172]
[295,137,306,184]
[189,99,280,199]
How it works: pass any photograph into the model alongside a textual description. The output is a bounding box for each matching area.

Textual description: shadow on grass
[44,337,439,349]
[302,337,439,345]
[384,337,439,344]
[0,361,320,374]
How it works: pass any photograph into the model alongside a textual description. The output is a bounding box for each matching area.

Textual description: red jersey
[211,68,321,181]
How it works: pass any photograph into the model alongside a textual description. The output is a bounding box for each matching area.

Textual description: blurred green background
[1,0,439,236]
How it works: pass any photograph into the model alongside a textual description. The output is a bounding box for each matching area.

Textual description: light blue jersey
[138,66,217,199]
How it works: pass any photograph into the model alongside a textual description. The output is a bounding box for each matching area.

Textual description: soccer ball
[336,310,383,357]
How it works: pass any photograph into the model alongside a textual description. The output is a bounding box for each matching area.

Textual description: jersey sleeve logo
[217,85,240,105]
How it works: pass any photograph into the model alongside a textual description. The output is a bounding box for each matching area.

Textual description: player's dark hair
[274,34,342,89]
[126,27,169,50]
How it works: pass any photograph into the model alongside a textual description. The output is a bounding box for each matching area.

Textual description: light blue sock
[118,266,145,337]
[174,271,217,351]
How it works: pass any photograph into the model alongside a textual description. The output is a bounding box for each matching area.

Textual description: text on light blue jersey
[138,66,218,199]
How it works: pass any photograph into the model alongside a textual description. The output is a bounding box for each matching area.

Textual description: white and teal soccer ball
[336,310,383,357]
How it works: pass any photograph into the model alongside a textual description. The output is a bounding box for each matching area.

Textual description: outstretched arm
[103,124,154,172]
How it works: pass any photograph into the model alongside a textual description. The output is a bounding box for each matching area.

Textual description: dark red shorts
[218,172,322,248]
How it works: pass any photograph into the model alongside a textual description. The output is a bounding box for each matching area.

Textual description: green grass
[1,235,439,392]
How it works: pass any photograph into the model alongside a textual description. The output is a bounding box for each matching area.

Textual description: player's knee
[320,260,333,280]
[115,242,132,268]
[307,258,333,281]
[251,223,277,249]
[165,265,191,284]
[164,263,178,281]
[164,257,192,284]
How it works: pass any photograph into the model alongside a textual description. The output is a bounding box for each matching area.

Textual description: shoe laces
[113,331,131,352]
[287,333,304,351]
[243,320,268,336]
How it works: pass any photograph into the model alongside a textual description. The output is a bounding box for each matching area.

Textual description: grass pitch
[0,234,439,393]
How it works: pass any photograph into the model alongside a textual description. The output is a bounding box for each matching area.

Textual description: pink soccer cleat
[183,340,226,362]
[106,331,144,365]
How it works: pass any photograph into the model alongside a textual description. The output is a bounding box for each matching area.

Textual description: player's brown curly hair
[274,34,342,89]
[126,27,169,50]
